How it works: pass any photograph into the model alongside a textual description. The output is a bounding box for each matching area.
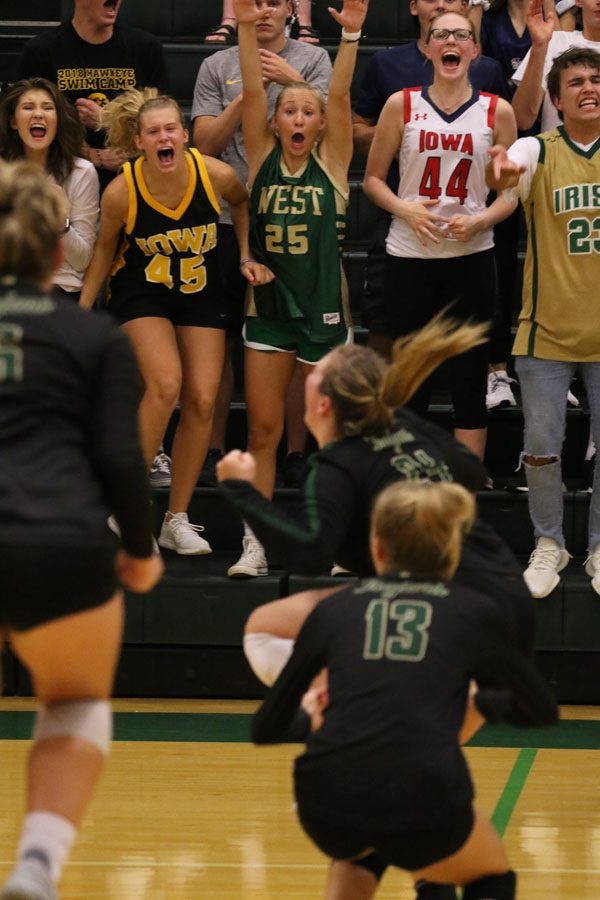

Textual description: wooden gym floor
[0,699,598,899]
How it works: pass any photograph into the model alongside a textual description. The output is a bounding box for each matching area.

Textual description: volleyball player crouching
[252,480,557,900]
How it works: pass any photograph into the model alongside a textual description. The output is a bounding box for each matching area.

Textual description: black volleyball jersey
[108,149,221,306]
[0,278,152,557]
[220,407,534,651]
[252,574,557,832]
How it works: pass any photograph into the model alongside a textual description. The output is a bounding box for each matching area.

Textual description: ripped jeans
[515,356,600,551]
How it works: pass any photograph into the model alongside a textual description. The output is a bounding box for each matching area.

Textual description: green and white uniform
[508,127,600,361]
[246,144,351,359]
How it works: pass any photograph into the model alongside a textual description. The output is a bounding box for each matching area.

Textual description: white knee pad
[33,700,112,756]
[243,632,294,686]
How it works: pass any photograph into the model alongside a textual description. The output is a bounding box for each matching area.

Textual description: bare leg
[9,593,123,826]
[285,361,308,455]
[411,806,510,886]
[245,348,298,499]
[246,586,345,638]
[209,337,236,451]
[454,427,487,462]
[122,318,181,468]
[168,326,225,513]
[325,861,378,900]
[367,332,393,362]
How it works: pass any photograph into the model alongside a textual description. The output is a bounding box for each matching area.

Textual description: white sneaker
[0,857,57,899]
[331,563,352,576]
[228,537,268,577]
[523,537,571,599]
[584,544,600,595]
[150,451,171,488]
[486,370,517,410]
[158,512,212,555]
[567,389,579,407]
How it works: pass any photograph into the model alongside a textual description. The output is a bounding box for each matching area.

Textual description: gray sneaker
[149,451,171,488]
[0,857,58,900]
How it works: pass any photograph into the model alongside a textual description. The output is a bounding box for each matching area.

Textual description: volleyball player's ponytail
[101,88,185,158]
[319,312,488,439]
[0,159,63,282]
[381,311,489,409]
[371,480,475,580]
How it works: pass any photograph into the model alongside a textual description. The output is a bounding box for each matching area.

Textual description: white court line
[0,862,598,874]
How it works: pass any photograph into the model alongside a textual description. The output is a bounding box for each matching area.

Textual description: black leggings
[384,250,497,430]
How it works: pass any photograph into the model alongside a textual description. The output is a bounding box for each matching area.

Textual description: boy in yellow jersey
[487,47,600,599]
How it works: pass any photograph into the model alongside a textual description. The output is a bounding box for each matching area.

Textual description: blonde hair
[273,81,326,116]
[371,480,475,580]
[101,88,185,157]
[0,159,63,281]
[319,312,489,438]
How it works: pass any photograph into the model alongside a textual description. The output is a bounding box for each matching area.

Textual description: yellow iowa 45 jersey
[514,127,600,361]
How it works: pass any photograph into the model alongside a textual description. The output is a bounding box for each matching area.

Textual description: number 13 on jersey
[364,598,432,662]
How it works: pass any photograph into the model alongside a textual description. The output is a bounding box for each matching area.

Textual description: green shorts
[243,316,352,365]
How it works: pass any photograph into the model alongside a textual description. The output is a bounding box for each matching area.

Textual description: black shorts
[384,250,496,429]
[297,803,474,872]
[361,211,392,335]
[217,223,247,338]
[108,289,228,329]
[0,545,118,632]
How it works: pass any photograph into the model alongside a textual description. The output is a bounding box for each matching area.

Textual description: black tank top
[109,148,221,306]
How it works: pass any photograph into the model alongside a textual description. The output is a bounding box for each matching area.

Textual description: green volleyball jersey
[248,145,351,342]
[514,126,600,362]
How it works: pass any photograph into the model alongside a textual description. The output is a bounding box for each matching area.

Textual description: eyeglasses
[429,28,474,42]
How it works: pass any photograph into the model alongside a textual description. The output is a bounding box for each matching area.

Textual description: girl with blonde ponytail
[250,476,556,900]
[216,311,532,686]
[79,89,274,555]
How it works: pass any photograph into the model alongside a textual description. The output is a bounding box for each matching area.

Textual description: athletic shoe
[567,389,579,407]
[523,537,571,599]
[199,448,223,486]
[282,452,307,488]
[486,370,517,410]
[331,563,352,576]
[228,537,268,577]
[158,513,212,555]
[149,451,171,488]
[0,857,58,899]
[584,544,600,596]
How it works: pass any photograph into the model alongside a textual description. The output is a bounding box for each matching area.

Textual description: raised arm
[233,0,277,179]
[511,0,555,130]
[319,0,370,184]
[79,176,128,310]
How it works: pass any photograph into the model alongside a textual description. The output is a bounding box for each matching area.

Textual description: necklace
[429,87,472,112]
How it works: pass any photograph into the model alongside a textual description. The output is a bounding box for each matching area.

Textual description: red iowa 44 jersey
[387,87,498,259]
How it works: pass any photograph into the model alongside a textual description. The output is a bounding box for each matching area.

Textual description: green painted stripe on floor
[0,712,598,747]
[491,748,537,836]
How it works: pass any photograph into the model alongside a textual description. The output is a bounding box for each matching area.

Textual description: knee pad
[243,632,294,686]
[33,700,112,756]
[351,852,388,882]
[462,870,516,900]
[415,881,458,899]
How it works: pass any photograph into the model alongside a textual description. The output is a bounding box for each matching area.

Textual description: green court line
[491,748,537,837]
[0,712,599,747]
